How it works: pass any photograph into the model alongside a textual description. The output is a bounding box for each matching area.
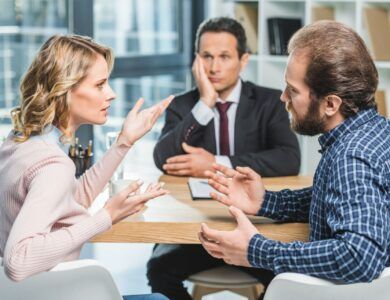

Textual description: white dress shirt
[191,79,242,168]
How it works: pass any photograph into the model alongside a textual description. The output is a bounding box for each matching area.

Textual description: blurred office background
[0,0,200,297]
[0,0,389,298]
[0,0,196,165]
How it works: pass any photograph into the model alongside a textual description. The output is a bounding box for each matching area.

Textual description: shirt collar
[216,79,242,104]
[29,125,70,155]
[318,108,378,153]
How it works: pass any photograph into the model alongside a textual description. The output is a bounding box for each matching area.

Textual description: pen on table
[87,140,93,157]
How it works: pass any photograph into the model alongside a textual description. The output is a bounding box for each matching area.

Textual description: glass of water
[106,131,124,196]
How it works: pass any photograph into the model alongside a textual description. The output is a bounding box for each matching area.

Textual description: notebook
[188,178,216,200]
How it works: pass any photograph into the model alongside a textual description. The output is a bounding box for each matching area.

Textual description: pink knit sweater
[0,129,129,281]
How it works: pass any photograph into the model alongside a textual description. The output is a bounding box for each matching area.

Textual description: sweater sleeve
[75,142,130,208]
[3,157,112,282]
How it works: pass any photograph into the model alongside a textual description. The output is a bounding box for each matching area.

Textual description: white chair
[0,258,123,300]
[188,265,264,300]
[264,267,390,300]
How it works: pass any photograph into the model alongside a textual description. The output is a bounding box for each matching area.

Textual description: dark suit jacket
[153,80,300,176]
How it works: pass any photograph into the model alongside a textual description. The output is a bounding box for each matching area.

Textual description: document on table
[187,178,275,223]
[188,177,216,200]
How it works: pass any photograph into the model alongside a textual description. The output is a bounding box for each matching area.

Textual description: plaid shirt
[248,108,390,283]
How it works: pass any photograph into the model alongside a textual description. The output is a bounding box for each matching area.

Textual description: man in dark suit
[147,17,300,299]
[153,22,300,178]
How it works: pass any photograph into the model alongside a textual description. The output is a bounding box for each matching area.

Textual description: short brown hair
[195,17,248,58]
[288,21,378,118]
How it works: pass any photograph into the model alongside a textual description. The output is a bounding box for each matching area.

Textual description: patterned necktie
[216,102,233,156]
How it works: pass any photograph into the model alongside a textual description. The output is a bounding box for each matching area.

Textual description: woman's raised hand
[104,180,169,224]
[117,95,174,147]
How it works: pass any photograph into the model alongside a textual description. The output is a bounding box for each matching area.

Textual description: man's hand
[192,54,218,108]
[199,206,259,267]
[205,163,265,215]
[162,143,215,177]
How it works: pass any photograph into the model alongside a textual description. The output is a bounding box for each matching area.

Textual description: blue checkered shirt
[248,108,390,283]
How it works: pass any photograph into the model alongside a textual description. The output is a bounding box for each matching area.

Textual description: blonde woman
[0,35,171,300]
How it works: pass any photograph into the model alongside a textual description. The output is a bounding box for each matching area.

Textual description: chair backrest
[264,267,390,300]
[0,258,122,300]
[188,265,260,287]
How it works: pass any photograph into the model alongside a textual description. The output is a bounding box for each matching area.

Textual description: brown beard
[287,99,327,136]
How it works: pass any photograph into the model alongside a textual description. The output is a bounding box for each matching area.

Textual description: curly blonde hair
[11,34,114,142]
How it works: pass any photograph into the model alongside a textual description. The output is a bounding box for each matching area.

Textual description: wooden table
[92,175,312,244]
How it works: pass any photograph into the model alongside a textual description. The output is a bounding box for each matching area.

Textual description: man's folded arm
[229,146,300,177]
[153,101,212,170]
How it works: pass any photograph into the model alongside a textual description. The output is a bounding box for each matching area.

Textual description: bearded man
[201,20,390,289]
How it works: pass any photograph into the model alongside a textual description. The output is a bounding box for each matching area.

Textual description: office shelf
[207,0,390,175]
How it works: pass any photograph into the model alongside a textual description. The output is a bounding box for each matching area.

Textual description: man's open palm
[205,164,265,215]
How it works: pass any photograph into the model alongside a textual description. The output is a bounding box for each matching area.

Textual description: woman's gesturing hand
[117,95,174,147]
[104,180,169,224]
